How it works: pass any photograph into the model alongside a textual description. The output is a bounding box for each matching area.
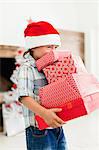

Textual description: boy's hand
[42,108,65,128]
[0,99,4,104]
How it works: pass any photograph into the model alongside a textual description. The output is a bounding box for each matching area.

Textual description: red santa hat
[24,21,61,49]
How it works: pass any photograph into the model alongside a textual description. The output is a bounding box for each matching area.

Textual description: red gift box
[39,76,81,108]
[35,51,58,71]
[35,98,87,130]
[43,54,76,83]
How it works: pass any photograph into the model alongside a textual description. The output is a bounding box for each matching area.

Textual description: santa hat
[24,21,61,49]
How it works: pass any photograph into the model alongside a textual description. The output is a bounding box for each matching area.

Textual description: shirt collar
[24,53,36,67]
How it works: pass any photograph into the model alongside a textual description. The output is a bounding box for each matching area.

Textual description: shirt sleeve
[17,64,40,102]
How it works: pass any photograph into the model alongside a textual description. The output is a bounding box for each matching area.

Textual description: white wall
[0,2,79,46]
[0,1,98,45]
[0,1,99,150]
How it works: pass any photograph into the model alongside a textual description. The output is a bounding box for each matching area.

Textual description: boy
[18,21,68,150]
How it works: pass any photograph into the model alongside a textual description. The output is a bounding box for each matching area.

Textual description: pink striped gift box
[72,73,99,113]
[72,74,99,97]
[35,51,58,71]
[83,93,99,113]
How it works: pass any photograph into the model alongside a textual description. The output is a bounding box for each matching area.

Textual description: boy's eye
[47,45,58,49]
[47,46,52,48]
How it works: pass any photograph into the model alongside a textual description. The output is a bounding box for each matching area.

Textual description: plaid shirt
[17,53,48,128]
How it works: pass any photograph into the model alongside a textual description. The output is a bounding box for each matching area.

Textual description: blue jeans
[26,126,68,150]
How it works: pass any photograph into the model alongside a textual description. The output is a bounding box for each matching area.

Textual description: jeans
[26,126,68,150]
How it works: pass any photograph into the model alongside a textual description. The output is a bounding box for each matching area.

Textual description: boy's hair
[23,49,30,57]
[23,49,34,58]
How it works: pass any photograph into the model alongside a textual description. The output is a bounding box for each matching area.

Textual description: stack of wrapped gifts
[35,51,99,130]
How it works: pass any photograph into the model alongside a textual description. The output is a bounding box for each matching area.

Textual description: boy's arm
[17,65,65,128]
[0,94,5,104]
[20,96,65,128]
[0,99,4,104]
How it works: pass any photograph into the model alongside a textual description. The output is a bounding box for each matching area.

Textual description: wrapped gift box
[35,97,87,130]
[83,93,99,113]
[39,76,81,108]
[35,51,58,71]
[72,73,99,113]
[72,74,99,97]
[43,53,77,83]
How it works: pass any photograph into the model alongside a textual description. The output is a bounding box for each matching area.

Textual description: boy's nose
[52,45,57,50]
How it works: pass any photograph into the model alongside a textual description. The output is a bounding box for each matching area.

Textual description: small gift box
[43,54,77,83]
[35,51,58,71]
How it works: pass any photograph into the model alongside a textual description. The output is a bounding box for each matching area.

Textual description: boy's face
[31,45,57,60]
